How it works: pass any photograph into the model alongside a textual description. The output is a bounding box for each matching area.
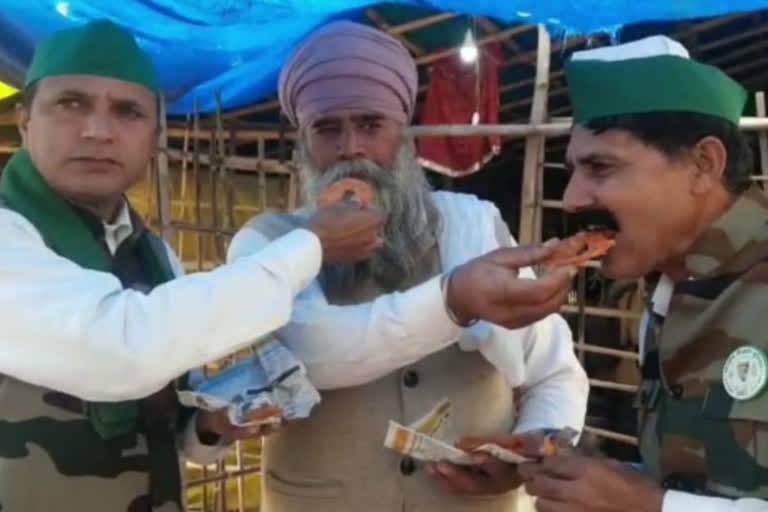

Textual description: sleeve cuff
[256,228,322,295]
[404,275,463,339]
[180,412,229,465]
[662,490,737,512]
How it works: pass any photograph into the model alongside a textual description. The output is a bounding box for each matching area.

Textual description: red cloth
[417,42,502,177]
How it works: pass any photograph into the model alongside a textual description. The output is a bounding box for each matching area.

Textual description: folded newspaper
[384,399,578,465]
[178,338,321,427]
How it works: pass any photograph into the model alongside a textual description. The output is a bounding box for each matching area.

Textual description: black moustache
[566,210,621,232]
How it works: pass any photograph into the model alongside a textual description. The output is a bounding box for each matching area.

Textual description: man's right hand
[306,201,385,264]
[446,243,577,329]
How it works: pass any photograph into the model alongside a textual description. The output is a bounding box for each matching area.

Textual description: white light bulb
[56,1,70,16]
[460,45,478,63]
[459,28,478,64]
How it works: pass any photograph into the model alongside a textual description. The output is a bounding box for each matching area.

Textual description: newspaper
[178,338,321,427]
[383,399,577,465]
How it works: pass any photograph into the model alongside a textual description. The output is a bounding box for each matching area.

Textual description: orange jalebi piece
[316,178,374,208]
[544,230,616,267]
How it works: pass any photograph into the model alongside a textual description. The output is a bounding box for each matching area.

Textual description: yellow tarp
[0,81,16,100]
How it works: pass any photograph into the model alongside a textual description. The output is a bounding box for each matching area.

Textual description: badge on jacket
[722,345,768,401]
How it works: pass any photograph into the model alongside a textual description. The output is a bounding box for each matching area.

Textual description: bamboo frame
[518,24,550,244]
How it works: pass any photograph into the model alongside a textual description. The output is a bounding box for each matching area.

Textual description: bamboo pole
[152,114,768,146]
[584,426,638,445]
[186,466,261,488]
[367,8,426,56]
[756,92,768,178]
[213,91,228,262]
[155,97,174,242]
[589,378,638,393]
[258,139,268,212]
[560,305,642,320]
[415,25,534,66]
[518,24,550,244]
[177,114,192,254]
[164,148,294,174]
[407,115,768,138]
[193,98,203,271]
[235,440,246,512]
[579,343,639,361]
[208,129,219,263]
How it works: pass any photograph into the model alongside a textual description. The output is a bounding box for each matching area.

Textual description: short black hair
[585,112,753,195]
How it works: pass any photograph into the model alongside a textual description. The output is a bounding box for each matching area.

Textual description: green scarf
[0,149,175,439]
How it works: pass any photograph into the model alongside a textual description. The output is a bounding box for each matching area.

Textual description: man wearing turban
[229,21,588,512]
[0,20,383,511]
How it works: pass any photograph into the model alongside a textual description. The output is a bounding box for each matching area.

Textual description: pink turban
[278,21,418,128]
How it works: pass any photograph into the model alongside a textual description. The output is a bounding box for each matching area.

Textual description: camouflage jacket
[0,202,195,512]
[638,186,768,499]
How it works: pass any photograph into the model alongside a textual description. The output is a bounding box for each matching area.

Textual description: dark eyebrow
[312,118,341,129]
[577,152,621,166]
[53,89,91,100]
[110,98,148,113]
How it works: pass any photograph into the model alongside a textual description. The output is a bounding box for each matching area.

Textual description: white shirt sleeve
[477,211,588,433]
[0,208,322,402]
[470,271,588,433]
[157,248,232,464]
[227,225,463,389]
[663,491,768,512]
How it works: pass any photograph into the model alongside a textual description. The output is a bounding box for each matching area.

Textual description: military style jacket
[638,186,768,502]
[0,202,223,512]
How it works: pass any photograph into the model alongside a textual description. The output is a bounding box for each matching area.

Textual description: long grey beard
[299,137,441,293]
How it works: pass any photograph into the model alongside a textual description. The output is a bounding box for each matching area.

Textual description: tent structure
[1,1,768,113]
[3,2,768,511]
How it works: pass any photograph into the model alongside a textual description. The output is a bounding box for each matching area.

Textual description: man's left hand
[196,407,281,445]
[426,454,522,495]
[519,455,665,512]
[425,430,553,495]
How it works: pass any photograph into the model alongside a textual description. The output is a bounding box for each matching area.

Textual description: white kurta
[0,203,320,404]
[228,190,588,433]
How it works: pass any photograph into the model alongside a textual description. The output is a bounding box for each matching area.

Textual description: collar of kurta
[0,148,175,439]
[683,186,768,279]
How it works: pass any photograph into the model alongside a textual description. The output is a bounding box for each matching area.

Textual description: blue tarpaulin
[1,0,767,114]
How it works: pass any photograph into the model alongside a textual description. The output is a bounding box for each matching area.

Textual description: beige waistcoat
[252,212,529,512]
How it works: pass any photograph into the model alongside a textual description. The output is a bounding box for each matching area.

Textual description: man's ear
[690,135,727,195]
[15,103,30,147]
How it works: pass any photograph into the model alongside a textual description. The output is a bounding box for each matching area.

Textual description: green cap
[25,19,159,94]
[566,35,746,125]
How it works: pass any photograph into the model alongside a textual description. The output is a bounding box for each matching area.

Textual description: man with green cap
[0,19,383,512]
[515,35,768,511]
